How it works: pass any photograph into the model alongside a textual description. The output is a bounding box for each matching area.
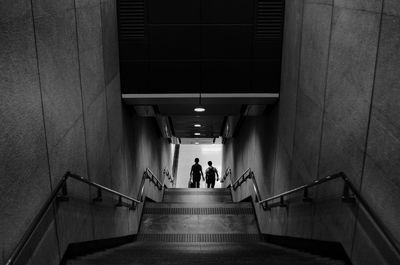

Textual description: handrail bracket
[279,196,288,208]
[115,196,123,207]
[92,188,103,203]
[302,188,313,203]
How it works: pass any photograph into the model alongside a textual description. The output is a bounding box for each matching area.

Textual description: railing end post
[342,182,356,203]
[57,181,69,202]
[130,201,138,210]
[261,202,270,211]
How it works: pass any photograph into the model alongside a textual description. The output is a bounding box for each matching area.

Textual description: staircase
[66,188,346,265]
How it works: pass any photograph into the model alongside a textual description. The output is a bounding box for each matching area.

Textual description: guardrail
[6,168,167,265]
[226,168,400,260]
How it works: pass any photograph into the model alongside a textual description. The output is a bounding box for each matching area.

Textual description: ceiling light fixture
[195,142,199,145]
[194,132,201,136]
[194,93,206,112]
[194,124,201,127]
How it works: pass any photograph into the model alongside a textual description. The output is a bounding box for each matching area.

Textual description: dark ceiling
[117,0,285,141]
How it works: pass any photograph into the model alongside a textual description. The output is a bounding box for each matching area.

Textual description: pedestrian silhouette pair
[189,158,219,188]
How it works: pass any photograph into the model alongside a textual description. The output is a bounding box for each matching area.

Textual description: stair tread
[145,202,251,208]
[165,188,230,193]
[143,208,254,215]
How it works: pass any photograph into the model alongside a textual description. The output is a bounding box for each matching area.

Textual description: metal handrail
[6,169,164,265]
[257,172,344,206]
[227,168,264,203]
[162,168,174,184]
[220,168,231,183]
[228,169,400,259]
[137,168,166,203]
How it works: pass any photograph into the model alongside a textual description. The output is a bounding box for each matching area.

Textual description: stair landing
[67,241,345,265]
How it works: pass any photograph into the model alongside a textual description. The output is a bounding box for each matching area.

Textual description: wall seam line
[100,0,120,233]
[100,0,113,186]
[29,0,62,262]
[73,0,95,240]
[349,0,385,259]
[312,0,335,241]
[287,0,306,237]
[271,0,286,218]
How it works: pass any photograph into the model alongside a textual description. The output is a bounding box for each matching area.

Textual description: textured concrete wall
[225,0,400,264]
[222,108,279,233]
[0,1,171,264]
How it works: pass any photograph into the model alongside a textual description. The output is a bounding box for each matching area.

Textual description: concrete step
[144,201,254,214]
[66,241,347,265]
[139,200,258,236]
[137,233,260,242]
[163,188,232,203]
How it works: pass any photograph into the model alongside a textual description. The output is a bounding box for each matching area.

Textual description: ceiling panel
[148,26,201,59]
[120,62,147,93]
[148,0,201,23]
[202,61,252,92]
[202,0,254,24]
[157,103,242,116]
[253,60,281,92]
[148,62,201,92]
[118,0,284,140]
[171,115,224,138]
[201,26,253,59]
[180,138,221,145]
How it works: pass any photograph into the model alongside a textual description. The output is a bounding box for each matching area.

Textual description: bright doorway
[176,144,222,188]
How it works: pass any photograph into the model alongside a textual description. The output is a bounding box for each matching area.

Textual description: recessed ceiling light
[194,124,201,127]
[194,132,201,136]
[194,106,206,112]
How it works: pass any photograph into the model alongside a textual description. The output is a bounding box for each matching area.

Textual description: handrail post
[279,196,287,208]
[302,188,312,202]
[115,196,123,207]
[130,201,137,210]
[261,201,270,211]
[93,188,102,203]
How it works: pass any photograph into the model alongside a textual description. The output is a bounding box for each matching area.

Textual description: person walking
[190,158,204,188]
[205,161,219,188]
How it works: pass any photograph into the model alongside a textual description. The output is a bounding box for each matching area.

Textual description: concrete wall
[0,1,171,264]
[223,0,400,264]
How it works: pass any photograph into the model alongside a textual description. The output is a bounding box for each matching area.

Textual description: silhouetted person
[205,161,219,188]
[190,158,204,188]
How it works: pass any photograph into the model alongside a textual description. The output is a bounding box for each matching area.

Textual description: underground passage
[1,0,400,265]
